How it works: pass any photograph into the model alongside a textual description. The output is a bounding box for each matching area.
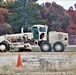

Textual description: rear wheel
[53,42,65,52]
[0,42,10,52]
[40,41,52,52]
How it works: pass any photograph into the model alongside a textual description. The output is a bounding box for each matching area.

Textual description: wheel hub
[55,44,62,50]
[43,44,49,51]
[0,45,6,51]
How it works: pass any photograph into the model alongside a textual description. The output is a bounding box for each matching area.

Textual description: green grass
[9,48,19,52]
[9,45,76,52]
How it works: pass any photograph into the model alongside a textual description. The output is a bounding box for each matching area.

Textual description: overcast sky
[36,0,76,10]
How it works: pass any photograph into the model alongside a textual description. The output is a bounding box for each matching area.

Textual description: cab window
[39,27,46,32]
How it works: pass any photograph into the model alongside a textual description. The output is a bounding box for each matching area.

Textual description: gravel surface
[0,52,76,75]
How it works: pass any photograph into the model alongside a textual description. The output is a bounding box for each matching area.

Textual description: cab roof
[32,24,48,27]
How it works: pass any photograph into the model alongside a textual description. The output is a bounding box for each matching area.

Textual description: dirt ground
[0,52,76,75]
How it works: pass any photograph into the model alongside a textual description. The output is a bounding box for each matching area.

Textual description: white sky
[36,0,76,10]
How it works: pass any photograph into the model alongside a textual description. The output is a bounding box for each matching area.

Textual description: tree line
[0,0,76,35]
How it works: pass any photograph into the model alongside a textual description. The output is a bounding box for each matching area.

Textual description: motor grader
[0,24,69,52]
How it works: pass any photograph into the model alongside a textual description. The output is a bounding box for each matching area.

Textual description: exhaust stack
[21,27,24,33]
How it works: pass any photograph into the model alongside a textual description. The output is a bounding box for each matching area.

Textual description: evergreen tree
[7,0,44,33]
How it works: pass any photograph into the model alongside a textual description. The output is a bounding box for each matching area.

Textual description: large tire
[53,42,65,52]
[2,41,10,51]
[40,41,52,52]
[0,42,10,52]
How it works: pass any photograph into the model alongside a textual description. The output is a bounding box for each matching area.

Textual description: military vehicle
[0,24,69,52]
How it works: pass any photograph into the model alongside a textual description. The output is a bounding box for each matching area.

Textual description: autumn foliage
[40,2,76,35]
[0,8,12,35]
[67,4,76,35]
[0,1,76,36]
[38,2,70,32]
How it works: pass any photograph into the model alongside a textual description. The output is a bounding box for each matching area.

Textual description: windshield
[32,27,39,40]
[39,27,46,32]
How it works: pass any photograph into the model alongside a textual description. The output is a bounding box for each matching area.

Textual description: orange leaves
[41,2,70,32]
[66,21,76,35]
[67,4,76,35]
[0,14,4,24]
[0,8,12,16]
[0,7,12,35]
[0,8,12,23]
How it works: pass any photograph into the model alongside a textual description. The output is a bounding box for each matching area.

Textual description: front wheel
[40,41,52,52]
[0,42,10,52]
[53,42,65,52]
